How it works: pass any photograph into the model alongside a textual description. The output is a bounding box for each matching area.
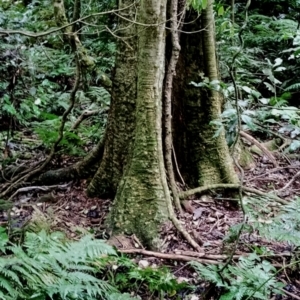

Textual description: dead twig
[119,248,220,265]
[247,165,300,182]
[119,249,291,264]
[241,131,278,167]
[279,288,300,300]
[277,170,300,192]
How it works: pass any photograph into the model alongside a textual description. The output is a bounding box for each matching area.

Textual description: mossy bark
[198,0,238,185]
[87,2,137,197]
[173,3,238,187]
[107,0,169,249]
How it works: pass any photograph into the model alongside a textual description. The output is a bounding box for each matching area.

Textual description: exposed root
[8,183,71,201]
[179,183,289,205]
[170,214,203,251]
[38,134,105,184]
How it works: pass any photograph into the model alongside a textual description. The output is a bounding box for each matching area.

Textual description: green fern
[284,82,300,92]
[87,86,111,107]
[0,230,123,299]
[240,196,300,246]
[191,254,284,300]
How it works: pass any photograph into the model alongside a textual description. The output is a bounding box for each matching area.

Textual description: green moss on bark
[106,0,169,249]
[87,2,137,197]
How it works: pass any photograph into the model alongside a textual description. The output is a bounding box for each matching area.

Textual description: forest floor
[1,140,300,299]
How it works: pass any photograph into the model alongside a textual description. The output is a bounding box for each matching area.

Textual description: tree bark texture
[107,0,170,249]
[200,0,238,185]
[173,4,238,187]
[87,1,137,197]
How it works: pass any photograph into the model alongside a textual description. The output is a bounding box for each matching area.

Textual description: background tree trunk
[199,0,238,185]
[173,4,238,187]
[107,0,170,249]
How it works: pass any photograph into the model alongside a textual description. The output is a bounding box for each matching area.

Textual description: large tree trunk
[84,0,238,249]
[106,0,170,249]
[173,2,238,187]
[87,3,137,198]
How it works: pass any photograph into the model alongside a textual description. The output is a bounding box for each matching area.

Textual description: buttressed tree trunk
[106,0,170,249]
[173,1,238,187]
[85,0,238,249]
[87,2,137,197]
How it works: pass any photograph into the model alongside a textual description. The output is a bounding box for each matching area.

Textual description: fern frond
[0,230,120,299]
[0,276,17,297]
[87,86,111,106]
[284,82,300,91]
[191,255,284,300]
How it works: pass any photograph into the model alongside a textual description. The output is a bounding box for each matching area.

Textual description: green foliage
[0,229,119,299]
[0,227,188,299]
[0,227,8,253]
[105,255,189,298]
[0,229,145,300]
[191,253,284,300]
[194,194,300,299]
[0,0,113,154]
[209,8,300,148]
[244,197,300,246]
[187,0,208,10]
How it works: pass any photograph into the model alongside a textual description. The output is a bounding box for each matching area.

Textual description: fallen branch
[240,131,278,167]
[119,249,220,265]
[71,110,99,130]
[119,249,292,265]
[8,183,71,201]
[179,184,289,205]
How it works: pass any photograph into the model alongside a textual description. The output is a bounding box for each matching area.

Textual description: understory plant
[0,228,139,300]
[0,227,189,299]
[191,253,284,300]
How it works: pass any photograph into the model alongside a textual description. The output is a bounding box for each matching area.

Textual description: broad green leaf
[218,5,224,16]
[273,57,283,67]
[202,0,208,9]
[29,87,36,96]
[241,86,252,94]
[241,114,253,125]
[221,108,236,118]
[274,66,286,72]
